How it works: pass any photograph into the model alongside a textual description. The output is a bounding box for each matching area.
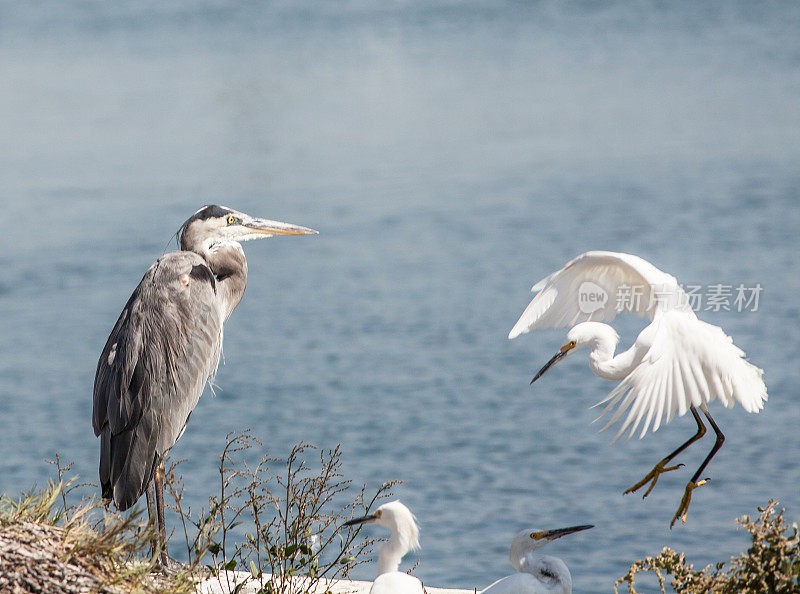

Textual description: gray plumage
[92,205,316,528]
[93,249,224,509]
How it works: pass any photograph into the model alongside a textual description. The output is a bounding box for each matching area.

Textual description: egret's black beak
[344,513,378,527]
[531,342,575,384]
[532,524,594,541]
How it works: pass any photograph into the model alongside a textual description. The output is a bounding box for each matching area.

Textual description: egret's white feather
[592,309,766,442]
[482,566,569,594]
[352,501,423,594]
[481,528,590,594]
[509,251,686,338]
[512,251,767,442]
[370,572,424,594]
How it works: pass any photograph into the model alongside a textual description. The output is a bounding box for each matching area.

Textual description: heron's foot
[155,551,185,576]
[669,478,709,529]
[623,459,685,499]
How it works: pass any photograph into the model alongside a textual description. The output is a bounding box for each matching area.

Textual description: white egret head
[566,322,620,350]
[508,525,593,571]
[344,500,420,575]
[532,322,620,383]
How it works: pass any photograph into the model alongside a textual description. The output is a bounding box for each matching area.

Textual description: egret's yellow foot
[624,459,685,499]
[669,479,709,529]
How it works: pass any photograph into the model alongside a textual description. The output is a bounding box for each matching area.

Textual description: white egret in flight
[508,251,767,527]
[481,525,593,594]
[344,500,423,594]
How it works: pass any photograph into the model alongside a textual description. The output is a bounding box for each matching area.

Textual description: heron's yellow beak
[247,218,318,236]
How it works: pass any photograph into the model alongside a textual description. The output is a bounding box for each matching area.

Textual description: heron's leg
[145,482,158,558]
[671,406,725,528]
[154,463,168,562]
[153,462,183,574]
[624,406,706,498]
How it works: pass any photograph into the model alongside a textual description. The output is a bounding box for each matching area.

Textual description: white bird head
[344,500,420,575]
[531,322,619,383]
[508,525,593,571]
[566,322,620,350]
[345,500,421,551]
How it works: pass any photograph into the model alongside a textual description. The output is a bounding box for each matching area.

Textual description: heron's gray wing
[93,251,223,510]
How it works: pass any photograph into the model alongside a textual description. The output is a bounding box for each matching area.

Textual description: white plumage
[344,501,423,594]
[595,309,766,441]
[481,525,592,594]
[369,572,425,594]
[509,251,677,330]
[509,251,767,526]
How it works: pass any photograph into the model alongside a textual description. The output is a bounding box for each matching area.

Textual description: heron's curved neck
[190,239,248,320]
[588,334,644,381]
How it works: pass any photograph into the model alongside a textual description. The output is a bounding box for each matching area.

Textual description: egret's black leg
[691,407,725,483]
[625,405,706,498]
[153,462,183,575]
[671,406,725,528]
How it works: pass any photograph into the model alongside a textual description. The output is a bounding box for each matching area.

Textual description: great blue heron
[92,205,316,569]
[481,525,593,594]
[344,501,423,594]
[508,251,767,527]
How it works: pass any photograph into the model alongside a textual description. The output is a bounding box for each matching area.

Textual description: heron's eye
[227,215,236,225]
[569,340,576,348]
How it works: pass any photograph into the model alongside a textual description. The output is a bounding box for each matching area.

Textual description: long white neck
[583,325,646,381]
[377,537,406,575]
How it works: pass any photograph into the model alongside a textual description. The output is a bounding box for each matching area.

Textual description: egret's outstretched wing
[593,309,767,442]
[92,251,223,510]
[509,251,686,338]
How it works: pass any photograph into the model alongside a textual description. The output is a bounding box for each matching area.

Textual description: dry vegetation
[615,500,800,593]
[3,439,796,593]
[0,435,392,594]
[0,480,191,593]
[168,431,394,594]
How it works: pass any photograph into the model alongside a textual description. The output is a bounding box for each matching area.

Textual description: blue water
[1,2,799,591]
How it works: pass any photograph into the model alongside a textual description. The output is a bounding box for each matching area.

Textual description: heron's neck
[197,240,248,320]
[376,534,407,575]
[587,330,644,381]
